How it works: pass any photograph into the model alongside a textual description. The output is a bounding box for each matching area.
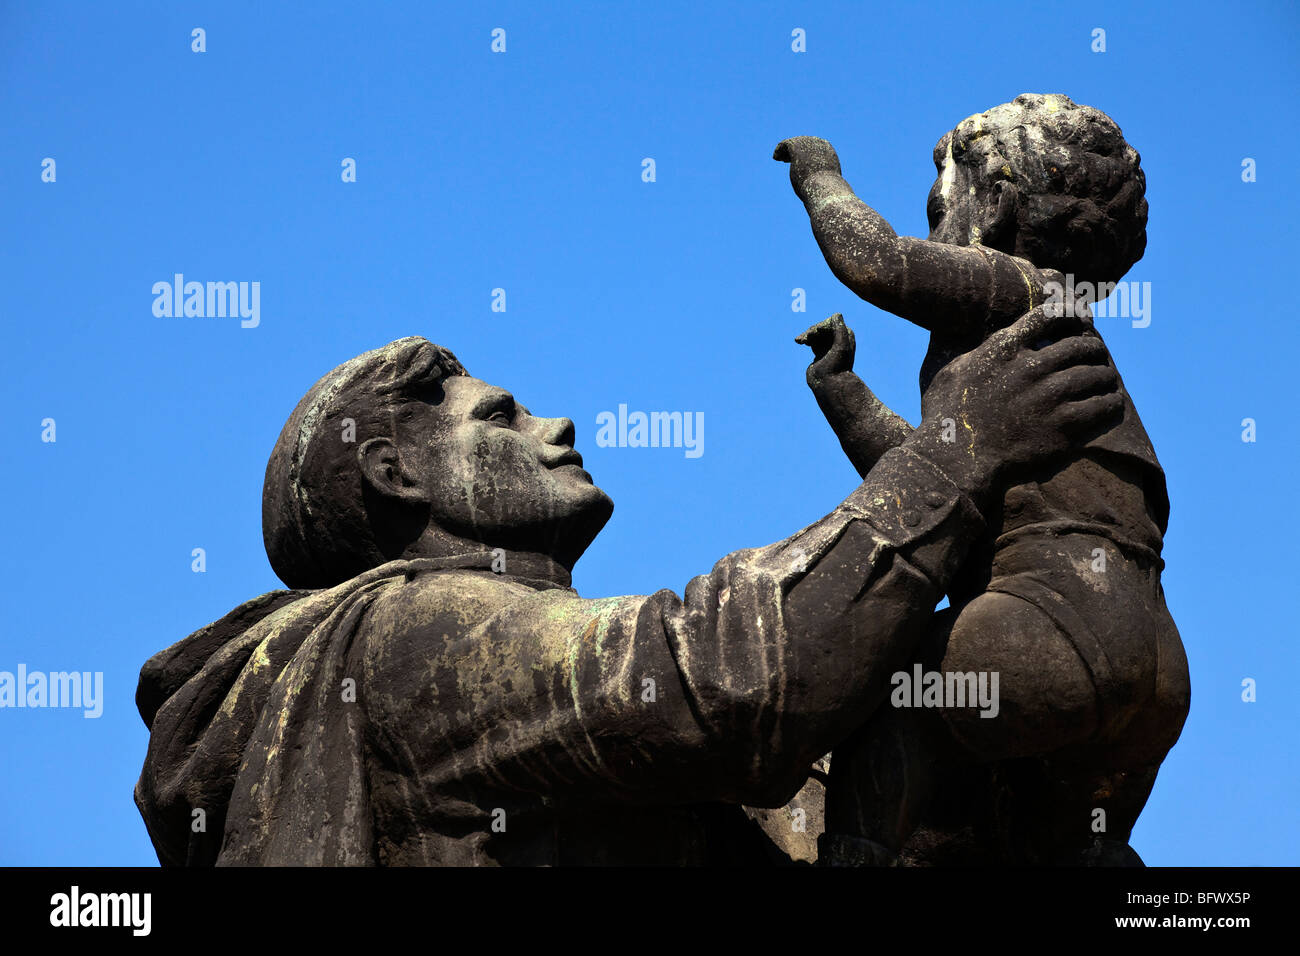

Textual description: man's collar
[488,549,573,590]
[387,548,572,591]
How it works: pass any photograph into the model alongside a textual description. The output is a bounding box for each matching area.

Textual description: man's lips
[542,448,584,470]
[542,448,594,483]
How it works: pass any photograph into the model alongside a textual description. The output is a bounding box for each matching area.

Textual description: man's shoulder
[365,567,532,628]
[360,566,658,655]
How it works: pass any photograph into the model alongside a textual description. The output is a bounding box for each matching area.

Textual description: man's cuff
[838,445,987,586]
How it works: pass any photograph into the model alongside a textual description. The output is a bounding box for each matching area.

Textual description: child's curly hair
[934,93,1148,285]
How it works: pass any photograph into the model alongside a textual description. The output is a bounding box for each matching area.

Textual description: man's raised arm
[365,307,1123,811]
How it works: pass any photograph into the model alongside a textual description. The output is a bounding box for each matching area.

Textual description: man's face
[400,375,613,565]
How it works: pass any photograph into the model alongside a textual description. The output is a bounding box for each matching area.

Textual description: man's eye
[487,411,512,426]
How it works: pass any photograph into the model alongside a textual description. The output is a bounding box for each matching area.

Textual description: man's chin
[549,464,611,506]
[552,485,614,566]
[572,482,614,528]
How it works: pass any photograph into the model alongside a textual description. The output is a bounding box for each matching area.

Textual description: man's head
[263,337,613,589]
[926,93,1148,286]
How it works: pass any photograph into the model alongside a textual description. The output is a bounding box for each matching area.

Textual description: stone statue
[132,97,1160,867]
[775,93,1189,864]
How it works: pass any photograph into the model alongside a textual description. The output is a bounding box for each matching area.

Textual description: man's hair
[934,93,1148,285]
[262,337,467,589]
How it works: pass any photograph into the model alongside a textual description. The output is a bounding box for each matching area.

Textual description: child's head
[926,93,1147,286]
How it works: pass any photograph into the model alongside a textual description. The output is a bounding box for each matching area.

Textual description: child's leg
[822,580,1175,865]
[822,582,1103,865]
[821,607,968,864]
[821,600,1071,866]
[820,586,1095,862]
[926,571,1187,863]
[937,586,1103,761]
[822,705,943,863]
[1006,602,1188,863]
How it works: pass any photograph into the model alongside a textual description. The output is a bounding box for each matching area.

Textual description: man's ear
[979,180,1019,248]
[358,437,425,503]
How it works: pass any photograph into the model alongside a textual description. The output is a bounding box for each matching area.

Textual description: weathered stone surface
[133,94,1171,866]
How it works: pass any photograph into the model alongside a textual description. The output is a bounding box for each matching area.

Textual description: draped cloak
[136,557,485,866]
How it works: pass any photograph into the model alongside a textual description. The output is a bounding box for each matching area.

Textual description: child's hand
[796,313,856,386]
[797,313,913,478]
[774,136,844,203]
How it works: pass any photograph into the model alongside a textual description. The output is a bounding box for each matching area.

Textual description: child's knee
[939,591,1099,759]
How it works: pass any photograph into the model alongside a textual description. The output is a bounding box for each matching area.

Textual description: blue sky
[1,0,1296,866]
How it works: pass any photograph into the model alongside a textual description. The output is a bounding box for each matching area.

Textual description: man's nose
[533,416,576,448]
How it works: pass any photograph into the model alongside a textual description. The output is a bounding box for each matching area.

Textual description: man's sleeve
[389,445,985,810]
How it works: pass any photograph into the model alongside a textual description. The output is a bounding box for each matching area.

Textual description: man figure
[135,309,1120,865]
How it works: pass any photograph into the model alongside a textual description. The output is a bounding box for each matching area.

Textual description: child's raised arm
[774,137,1050,339]
[797,314,913,479]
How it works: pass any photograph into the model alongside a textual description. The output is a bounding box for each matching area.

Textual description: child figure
[775,94,1189,865]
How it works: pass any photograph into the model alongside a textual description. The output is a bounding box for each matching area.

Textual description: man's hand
[907,305,1122,511]
[796,313,856,386]
[774,136,844,204]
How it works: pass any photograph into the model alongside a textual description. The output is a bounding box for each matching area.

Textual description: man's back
[139,560,818,865]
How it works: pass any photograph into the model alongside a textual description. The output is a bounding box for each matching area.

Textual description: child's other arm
[774,137,1050,338]
[797,314,913,479]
